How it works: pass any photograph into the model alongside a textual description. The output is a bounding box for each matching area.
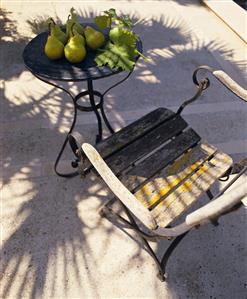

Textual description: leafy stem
[135,50,149,61]
[94,8,134,30]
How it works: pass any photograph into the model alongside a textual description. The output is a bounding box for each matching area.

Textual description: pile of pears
[44,8,105,63]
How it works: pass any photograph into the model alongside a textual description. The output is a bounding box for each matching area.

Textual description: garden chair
[69,65,247,281]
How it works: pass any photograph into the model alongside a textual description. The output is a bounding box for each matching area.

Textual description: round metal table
[22,24,142,177]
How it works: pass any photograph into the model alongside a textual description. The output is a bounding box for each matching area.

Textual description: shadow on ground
[1,5,246,298]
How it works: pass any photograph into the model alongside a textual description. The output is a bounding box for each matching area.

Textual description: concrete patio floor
[1,1,247,298]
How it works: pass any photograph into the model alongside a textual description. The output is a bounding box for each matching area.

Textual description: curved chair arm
[185,180,246,226]
[177,65,247,114]
[154,178,246,238]
[81,143,158,230]
[193,65,247,102]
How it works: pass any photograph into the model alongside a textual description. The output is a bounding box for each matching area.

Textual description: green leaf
[94,16,111,29]
[95,41,135,71]
[118,16,133,28]
[108,8,117,18]
[116,27,139,48]
[94,9,145,70]
[104,8,117,19]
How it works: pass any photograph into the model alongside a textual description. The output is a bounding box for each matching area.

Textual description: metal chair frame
[70,66,247,281]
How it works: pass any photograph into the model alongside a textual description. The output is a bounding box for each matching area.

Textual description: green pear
[84,26,105,50]
[66,7,84,39]
[69,31,86,45]
[44,34,64,60]
[68,23,86,45]
[64,30,86,63]
[48,18,67,45]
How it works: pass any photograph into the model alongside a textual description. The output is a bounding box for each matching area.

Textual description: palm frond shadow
[0,8,29,80]
[1,5,246,298]
[26,15,63,35]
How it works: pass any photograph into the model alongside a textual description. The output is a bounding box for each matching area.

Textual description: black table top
[22,23,142,82]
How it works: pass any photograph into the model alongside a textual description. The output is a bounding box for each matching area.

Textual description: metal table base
[34,71,132,177]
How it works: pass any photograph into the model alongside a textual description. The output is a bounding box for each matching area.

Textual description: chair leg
[160,232,189,276]
[121,204,167,281]
[206,189,214,200]
[100,200,189,282]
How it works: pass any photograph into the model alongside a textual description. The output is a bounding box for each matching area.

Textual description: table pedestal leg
[87,79,103,143]
[100,100,115,134]
[33,71,133,177]
[74,79,115,144]
[54,93,79,177]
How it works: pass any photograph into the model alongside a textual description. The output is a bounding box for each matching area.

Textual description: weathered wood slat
[133,143,217,210]
[123,128,201,181]
[96,108,175,158]
[120,139,207,193]
[151,144,233,227]
[106,115,188,174]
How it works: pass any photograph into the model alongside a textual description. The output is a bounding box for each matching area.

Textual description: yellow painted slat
[134,144,216,209]
[152,149,232,227]
[135,161,205,209]
[132,143,232,227]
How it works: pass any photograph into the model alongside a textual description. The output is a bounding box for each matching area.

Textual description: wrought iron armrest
[81,143,158,230]
[177,65,247,114]
[193,66,247,102]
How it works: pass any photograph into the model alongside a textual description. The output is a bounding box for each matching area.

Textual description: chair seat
[92,108,232,228]
[133,143,233,227]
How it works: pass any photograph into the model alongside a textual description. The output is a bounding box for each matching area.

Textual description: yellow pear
[44,34,64,60]
[47,18,67,45]
[84,26,105,50]
[68,23,86,46]
[64,31,86,63]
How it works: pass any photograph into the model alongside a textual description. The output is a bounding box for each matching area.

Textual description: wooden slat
[133,143,215,210]
[151,144,233,227]
[123,128,201,183]
[96,108,175,158]
[106,115,188,174]
[120,138,206,193]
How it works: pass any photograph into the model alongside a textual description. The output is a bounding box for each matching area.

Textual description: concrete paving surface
[1,1,247,298]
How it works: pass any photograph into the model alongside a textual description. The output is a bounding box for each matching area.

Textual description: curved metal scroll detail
[33,73,79,178]
[32,70,133,177]
[192,65,214,87]
[177,65,247,115]
[102,70,133,97]
[100,70,134,133]
[176,79,209,115]
[193,65,247,102]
